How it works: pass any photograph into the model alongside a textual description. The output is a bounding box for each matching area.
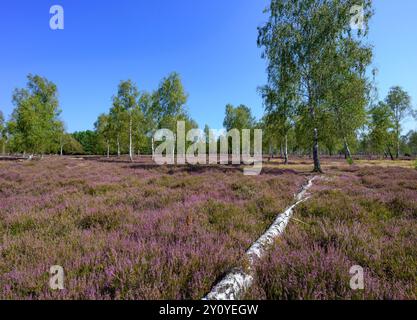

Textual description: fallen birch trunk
[204,176,318,300]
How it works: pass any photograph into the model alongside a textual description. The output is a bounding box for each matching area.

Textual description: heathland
[0,157,415,299]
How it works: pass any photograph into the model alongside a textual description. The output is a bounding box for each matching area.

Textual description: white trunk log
[204,177,318,300]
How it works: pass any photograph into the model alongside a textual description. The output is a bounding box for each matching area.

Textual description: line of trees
[1,1,416,170]
[258,86,417,161]
[1,75,82,157]
[74,72,198,160]
[1,75,416,165]
[256,0,415,170]
[0,73,198,159]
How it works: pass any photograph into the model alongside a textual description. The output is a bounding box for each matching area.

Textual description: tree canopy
[7,74,63,155]
[258,0,373,171]
[385,86,413,158]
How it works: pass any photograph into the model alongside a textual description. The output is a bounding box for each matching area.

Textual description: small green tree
[152,72,189,132]
[405,131,417,156]
[9,74,62,157]
[385,86,413,158]
[368,102,396,159]
[223,104,255,132]
[151,73,193,155]
[223,104,256,155]
[260,86,295,164]
[61,134,84,155]
[95,113,112,157]
[109,99,128,157]
[72,130,98,155]
[113,80,140,162]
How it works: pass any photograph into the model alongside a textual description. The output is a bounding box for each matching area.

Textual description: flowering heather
[0,157,305,299]
[246,165,417,300]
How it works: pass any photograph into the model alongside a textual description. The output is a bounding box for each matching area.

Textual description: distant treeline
[1,1,417,169]
[0,72,416,163]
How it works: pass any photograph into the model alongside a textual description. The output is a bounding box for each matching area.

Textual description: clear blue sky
[0,0,416,133]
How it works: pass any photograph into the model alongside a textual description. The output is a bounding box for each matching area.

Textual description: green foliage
[222,104,256,154]
[368,102,396,156]
[61,134,84,155]
[258,0,373,170]
[223,104,256,132]
[0,110,6,153]
[8,74,63,154]
[72,130,98,155]
[150,72,189,133]
[0,111,4,133]
[405,131,417,156]
[385,86,414,158]
[92,72,197,156]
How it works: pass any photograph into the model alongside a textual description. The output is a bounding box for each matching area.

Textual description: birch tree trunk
[129,115,133,162]
[396,123,400,159]
[344,137,352,160]
[151,136,155,160]
[284,134,288,165]
[309,98,322,173]
[107,140,110,158]
[313,128,322,173]
[172,134,176,158]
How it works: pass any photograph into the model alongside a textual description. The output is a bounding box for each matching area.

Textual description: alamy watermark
[49,265,65,290]
[50,5,64,30]
[349,265,364,290]
[153,122,263,176]
[350,5,364,31]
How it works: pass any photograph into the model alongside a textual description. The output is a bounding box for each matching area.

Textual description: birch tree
[368,101,395,159]
[95,113,112,158]
[260,86,295,164]
[113,80,139,162]
[385,86,413,159]
[151,73,189,156]
[109,98,128,157]
[258,0,373,172]
[8,74,62,158]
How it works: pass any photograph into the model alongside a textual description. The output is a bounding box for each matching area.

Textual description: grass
[0,156,415,300]
[245,165,417,300]
[0,157,304,299]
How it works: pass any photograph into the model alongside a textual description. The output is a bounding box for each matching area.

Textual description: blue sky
[0,0,416,133]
